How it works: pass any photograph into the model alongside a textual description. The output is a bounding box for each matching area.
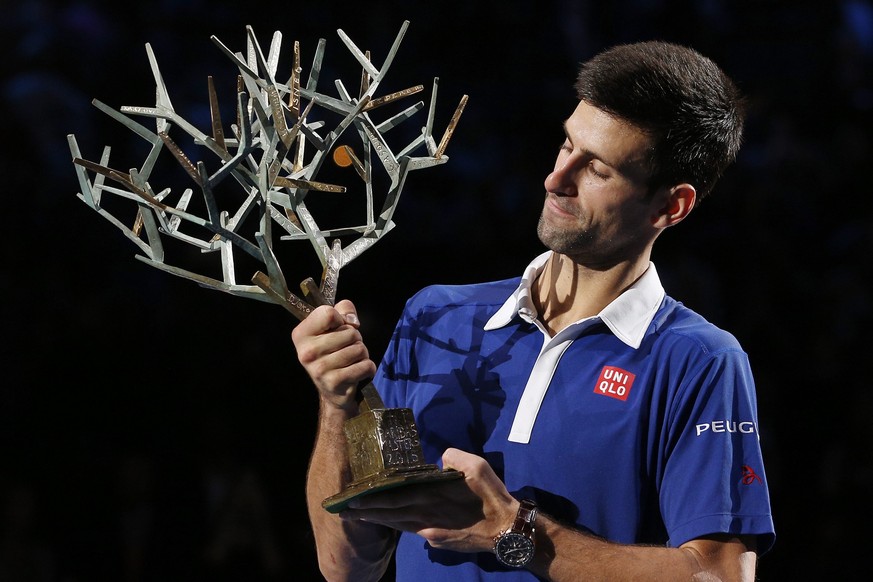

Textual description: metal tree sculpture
[68,20,466,320]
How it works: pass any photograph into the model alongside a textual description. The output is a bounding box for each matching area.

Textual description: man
[293,40,775,581]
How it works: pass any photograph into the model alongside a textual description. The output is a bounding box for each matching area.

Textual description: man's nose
[544,158,576,193]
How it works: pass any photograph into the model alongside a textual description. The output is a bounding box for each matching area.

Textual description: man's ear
[652,184,696,228]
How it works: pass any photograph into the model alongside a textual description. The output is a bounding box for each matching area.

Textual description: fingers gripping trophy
[68,20,466,513]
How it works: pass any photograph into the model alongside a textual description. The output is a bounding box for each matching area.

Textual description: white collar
[484,251,665,349]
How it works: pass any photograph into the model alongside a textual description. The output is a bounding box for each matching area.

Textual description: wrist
[493,498,538,568]
[319,393,360,420]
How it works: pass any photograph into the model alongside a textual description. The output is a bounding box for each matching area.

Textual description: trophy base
[322,467,464,513]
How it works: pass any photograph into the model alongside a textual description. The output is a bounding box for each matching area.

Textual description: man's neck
[532,252,651,336]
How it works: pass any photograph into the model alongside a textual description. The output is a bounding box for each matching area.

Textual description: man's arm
[342,448,759,582]
[293,302,397,581]
[531,516,757,581]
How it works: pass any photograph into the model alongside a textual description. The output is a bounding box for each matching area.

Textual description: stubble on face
[536,204,595,256]
[536,189,656,270]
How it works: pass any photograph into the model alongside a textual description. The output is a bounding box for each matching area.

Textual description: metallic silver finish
[69,21,468,319]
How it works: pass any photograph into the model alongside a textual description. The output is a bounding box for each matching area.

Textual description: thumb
[441,447,470,472]
[334,299,361,328]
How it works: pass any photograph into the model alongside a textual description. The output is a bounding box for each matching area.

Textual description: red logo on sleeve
[593,366,635,402]
[741,465,763,485]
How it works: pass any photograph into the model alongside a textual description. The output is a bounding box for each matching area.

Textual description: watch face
[494,532,535,567]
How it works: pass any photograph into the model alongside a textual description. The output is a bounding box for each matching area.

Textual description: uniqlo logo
[593,366,635,402]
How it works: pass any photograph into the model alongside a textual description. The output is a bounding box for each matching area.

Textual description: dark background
[2,0,871,580]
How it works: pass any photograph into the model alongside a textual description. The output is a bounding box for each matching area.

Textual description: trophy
[321,382,462,513]
[68,20,464,513]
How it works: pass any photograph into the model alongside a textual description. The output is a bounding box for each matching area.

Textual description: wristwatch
[493,499,537,568]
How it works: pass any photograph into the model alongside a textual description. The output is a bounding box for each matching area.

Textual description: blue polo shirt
[373,251,775,580]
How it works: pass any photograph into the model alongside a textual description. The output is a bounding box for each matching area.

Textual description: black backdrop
[3,0,871,580]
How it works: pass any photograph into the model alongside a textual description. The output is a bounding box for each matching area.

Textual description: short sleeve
[659,348,775,554]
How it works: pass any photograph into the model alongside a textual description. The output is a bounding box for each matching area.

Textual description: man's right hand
[291,299,378,413]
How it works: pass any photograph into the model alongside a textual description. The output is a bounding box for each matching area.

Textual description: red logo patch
[593,366,635,402]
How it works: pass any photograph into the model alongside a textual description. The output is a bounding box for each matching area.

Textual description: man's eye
[589,164,609,179]
[559,142,572,153]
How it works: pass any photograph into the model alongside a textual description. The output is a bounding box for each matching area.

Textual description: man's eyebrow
[561,120,650,177]
[561,120,617,169]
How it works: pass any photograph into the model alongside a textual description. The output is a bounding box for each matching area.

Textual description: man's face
[537,100,663,268]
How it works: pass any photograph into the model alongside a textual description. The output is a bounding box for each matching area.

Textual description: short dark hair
[575,41,746,200]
